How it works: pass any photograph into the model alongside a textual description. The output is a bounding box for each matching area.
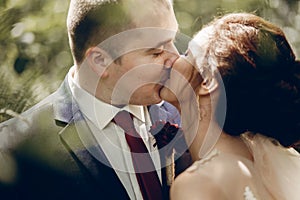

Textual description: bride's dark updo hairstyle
[204,13,300,147]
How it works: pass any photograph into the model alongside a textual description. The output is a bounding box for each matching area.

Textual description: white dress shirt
[67,67,161,200]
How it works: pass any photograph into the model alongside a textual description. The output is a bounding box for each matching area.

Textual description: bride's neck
[214,133,253,161]
[187,104,253,162]
[187,103,217,161]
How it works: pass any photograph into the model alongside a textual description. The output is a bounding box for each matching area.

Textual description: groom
[0,0,190,199]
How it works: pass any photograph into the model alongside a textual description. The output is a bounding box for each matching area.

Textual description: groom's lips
[159,67,171,85]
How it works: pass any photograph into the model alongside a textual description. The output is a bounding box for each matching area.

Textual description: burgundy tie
[113,110,163,200]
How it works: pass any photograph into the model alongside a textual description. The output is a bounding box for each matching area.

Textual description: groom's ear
[198,78,218,96]
[86,46,111,78]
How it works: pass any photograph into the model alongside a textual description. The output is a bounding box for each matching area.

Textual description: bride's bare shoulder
[170,150,253,200]
[170,167,227,200]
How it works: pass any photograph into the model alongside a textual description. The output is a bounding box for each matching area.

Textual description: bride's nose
[173,55,193,71]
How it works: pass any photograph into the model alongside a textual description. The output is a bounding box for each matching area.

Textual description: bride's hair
[200,13,300,147]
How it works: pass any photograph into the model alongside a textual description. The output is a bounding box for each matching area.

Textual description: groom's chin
[160,87,179,107]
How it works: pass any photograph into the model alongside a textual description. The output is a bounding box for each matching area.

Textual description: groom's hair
[67,0,173,65]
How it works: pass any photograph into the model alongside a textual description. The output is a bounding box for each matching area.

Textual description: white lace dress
[185,132,300,200]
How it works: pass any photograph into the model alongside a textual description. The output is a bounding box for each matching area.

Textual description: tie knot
[113,110,135,133]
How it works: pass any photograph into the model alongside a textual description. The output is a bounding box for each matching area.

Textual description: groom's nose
[169,42,180,56]
[164,43,179,69]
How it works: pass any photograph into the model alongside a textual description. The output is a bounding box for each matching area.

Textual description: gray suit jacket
[0,77,190,200]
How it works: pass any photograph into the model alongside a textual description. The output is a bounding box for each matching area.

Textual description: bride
[161,13,300,200]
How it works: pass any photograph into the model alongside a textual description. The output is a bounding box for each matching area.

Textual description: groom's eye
[153,50,164,57]
[151,46,164,57]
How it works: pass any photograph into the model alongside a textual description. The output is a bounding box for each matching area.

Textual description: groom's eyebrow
[146,39,173,52]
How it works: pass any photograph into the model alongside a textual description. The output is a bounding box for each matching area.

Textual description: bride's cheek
[160,87,178,104]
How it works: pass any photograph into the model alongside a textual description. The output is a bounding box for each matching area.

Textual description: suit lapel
[52,77,117,184]
[58,117,105,181]
[58,120,129,199]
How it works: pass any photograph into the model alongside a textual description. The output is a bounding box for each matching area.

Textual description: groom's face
[106,1,179,105]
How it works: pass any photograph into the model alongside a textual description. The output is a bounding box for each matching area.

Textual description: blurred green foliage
[0,0,300,122]
[0,0,70,121]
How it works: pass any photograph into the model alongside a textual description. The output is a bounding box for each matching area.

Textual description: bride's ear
[198,78,218,96]
[86,46,111,78]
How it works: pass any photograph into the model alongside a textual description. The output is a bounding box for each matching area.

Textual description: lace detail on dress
[244,186,257,200]
[186,149,219,173]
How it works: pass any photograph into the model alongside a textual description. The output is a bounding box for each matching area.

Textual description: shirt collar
[156,101,164,107]
[67,66,145,130]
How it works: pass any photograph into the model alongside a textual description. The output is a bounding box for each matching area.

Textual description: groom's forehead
[126,0,173,10]
[125,0,178,29]
[99,28,177,58]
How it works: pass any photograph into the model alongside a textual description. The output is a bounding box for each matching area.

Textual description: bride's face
[160,48,202,107]
[160,26,214,108]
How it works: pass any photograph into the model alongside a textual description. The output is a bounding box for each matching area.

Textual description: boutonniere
[150,121,182,150]
[150,121,184,186]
